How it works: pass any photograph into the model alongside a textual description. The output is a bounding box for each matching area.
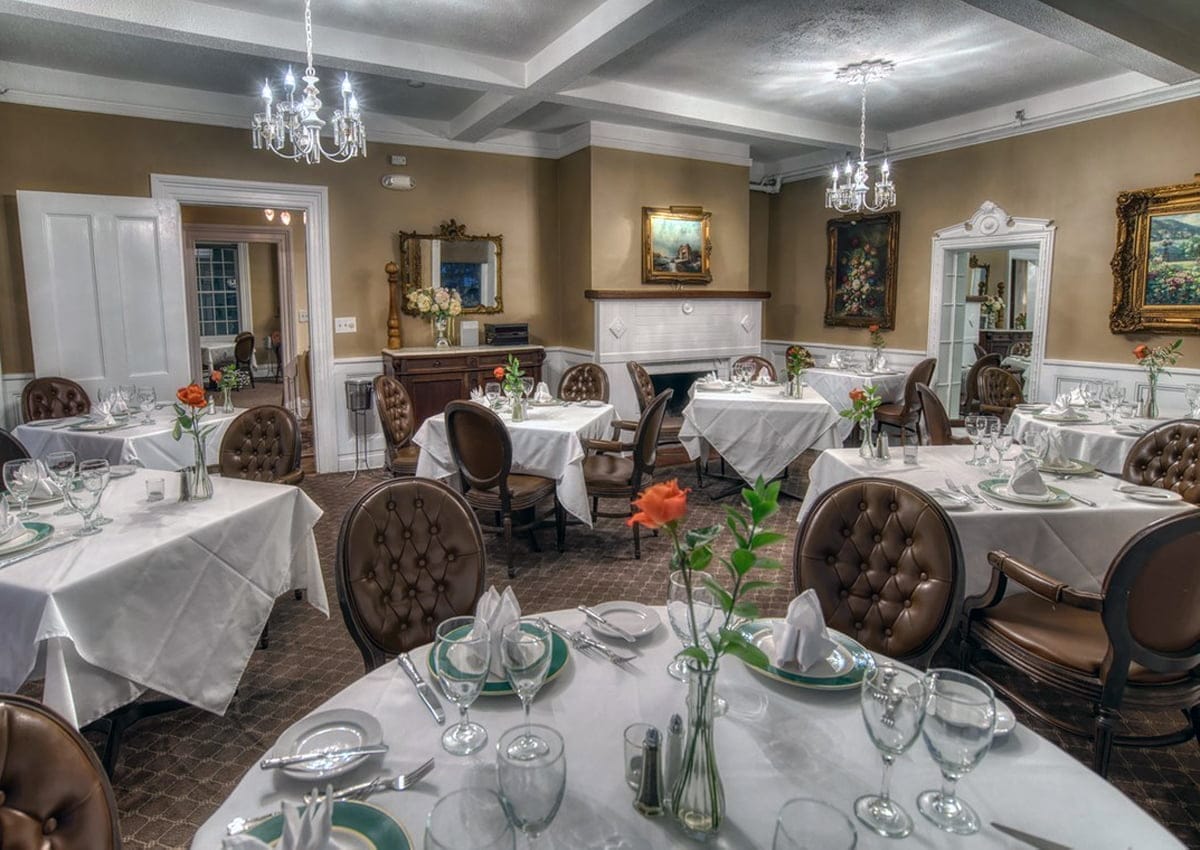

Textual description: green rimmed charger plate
[0,522,54,558]
[1037,457,1096,476]
[978,478,1072,507]
[246,800,411,849]
[735,621,876,691]
[427,623,570,696]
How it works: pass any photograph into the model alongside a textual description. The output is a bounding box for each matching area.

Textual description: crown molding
[558,121,751,167]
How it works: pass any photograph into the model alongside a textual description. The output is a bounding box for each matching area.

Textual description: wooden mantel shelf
[584,289,771,300]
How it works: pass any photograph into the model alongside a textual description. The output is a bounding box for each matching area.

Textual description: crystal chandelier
[252,0,365,164]
[826,60,895,214]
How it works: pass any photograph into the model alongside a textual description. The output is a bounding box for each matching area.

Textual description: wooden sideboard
[977,329,1031,358]
[381,344,545,425]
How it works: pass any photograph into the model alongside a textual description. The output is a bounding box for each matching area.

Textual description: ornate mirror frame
[391,219,503,323]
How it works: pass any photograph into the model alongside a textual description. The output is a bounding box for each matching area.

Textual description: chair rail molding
[927,201,1056,402]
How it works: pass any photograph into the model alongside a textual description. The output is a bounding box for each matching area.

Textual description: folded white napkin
[772,590,837,672]
[222,789,333,850]
[474,585,520,678]
[469,386,484,401]
[875,354,888,372]
[1009,456,1049,496]
[30,478,60,501]
[1043,431,1070,467]
[1041,393,1078,417]
[754,367,772,385]
[534,381,552,402]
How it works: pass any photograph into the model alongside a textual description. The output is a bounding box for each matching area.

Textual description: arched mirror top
[396,219,503,316]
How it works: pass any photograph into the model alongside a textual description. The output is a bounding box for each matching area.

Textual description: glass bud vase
[859,421,875,460]
[433,315,450,348]
[1144,372,1159,419]
[671,663,724,841]
[221,386,234,414]
[184,433,214,502]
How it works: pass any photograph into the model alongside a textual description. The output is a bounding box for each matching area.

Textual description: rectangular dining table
[413,401,615,526]
[798,445,1191,596]
[0,469,324,729]
[14,407,242,471]
[804,367,908,443]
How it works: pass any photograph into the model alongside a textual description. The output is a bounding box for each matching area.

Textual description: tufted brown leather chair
[733,355,776,382]
[961,512,1200,777]
[0,693,122,849]
[625,361,702,485]
[976,366,1024,423]
[794,478,964,668]
[557,363,610,403]
[445,401,564,577]
[233,331,256,388]
[1008,340,1032,357]
[336,478,486,671]
[962,353,1000,415]
[217,404,304,485]
[874,358,937,446]
[584,390,671,559]
[0,430,31,491]
[916,384,969,446]
[374,375,420,476]
[1121,419,1200,504]
[20,378,91,423]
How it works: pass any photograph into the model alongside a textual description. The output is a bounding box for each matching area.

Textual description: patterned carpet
[68,459,1198,848]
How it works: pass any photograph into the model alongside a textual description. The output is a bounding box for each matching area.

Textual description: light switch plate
[298,309,309,323]
[335,316,357,333]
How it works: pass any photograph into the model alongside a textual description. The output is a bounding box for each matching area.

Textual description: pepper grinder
[633,727,664,817]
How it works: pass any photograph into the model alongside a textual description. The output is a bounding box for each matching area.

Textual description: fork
[961,483,1003,511]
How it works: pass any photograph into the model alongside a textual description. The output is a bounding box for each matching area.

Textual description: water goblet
[1185,383,1200,418]
[79,458,113,526]
[917,669,996,835]
[137,386,157,424]
[44,451,77,516]
[520,377,534,400]
[981,415,1002,469]
[501,619,553,759]
[775,798,858,849]
[497,724,567,846]
[991,428,1014,476]
[425,788,515,850]
[3,459,42,519]
[666,571,714,681]
[855,664,926,838]
[963,415,983,466]
[64,473,103,536]
[431,615,491,756]
[485,381,502,409]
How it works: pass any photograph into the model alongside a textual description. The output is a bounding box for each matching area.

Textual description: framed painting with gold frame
[1110,180,1200,334]
[642,206,712,284]
[824,212,899,328]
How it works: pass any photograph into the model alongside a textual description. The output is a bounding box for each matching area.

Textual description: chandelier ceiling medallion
[252,0,366,164]
[826,59,896,214]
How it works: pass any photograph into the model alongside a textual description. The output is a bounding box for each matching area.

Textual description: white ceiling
[0,0,1196,177]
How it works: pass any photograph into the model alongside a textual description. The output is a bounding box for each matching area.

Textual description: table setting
[803,354,907,443]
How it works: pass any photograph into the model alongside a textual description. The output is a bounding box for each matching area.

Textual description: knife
[992,821,1073,850]
[577,604,637,643]
[260,744,388,769]
[398,652,445,724]
[540,618,634,665]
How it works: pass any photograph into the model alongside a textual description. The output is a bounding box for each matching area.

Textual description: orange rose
[1133,344,1149,360]
[493,366,506,380]
[176,383,207,409]
[868,324,880,333]
[849,388,866,403]
[211,369,222,384]
[628,479,691,529]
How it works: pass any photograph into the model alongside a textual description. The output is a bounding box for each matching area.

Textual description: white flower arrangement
[406,286,462,320]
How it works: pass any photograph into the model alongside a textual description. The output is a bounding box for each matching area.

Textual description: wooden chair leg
[1187,704,1200,751]
[504,514,515,578]
[554,498,566,553]
[633,517,641,560]
[1093,706,1117,777]
[695,457,704,488]
[294,589,304,601]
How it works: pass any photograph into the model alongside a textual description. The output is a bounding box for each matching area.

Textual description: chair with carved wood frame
[874,358,937,446]
[233,331,256,388]
[624,361,703,486]
[1120,419,1200,504]
[732,355,776,382]
[374,374,420,477]
[962,353,1000,416]
[916,384,970,446]
[21,377,92,422]
[976,365,1024,423]
[557,362,610,403]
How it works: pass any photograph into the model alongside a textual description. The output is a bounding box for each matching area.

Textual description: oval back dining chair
[20,377,91,422]
[233,331,256,388]
[916,383,969,446]
[874,357,937,446]
[374,374,420,477]
[962,353,1001,415]
[336,477,486,671]
[732,355,776,382]
[1008,340,1032,357]
[0,693,122,849]
[625,360,701,485]
[794,477,964,668]
[977,365,1024,422]
[557,362,610,403]
[217,404,304,485]
[1121,419,1200,504]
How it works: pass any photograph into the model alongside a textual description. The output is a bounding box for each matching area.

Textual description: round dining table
[192,607,1182,849]
[1009,408,1150,474]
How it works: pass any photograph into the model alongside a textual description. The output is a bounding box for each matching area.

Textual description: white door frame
[150,174,336,473]
[927,201,1056,402]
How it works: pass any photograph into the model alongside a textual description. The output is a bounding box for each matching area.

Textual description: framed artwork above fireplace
[642,206,712,284]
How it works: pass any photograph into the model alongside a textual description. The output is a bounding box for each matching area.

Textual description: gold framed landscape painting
[1110,180,1200,334]
[642,206,712,284]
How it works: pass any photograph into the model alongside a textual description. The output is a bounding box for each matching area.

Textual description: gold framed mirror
[396,220,503,318]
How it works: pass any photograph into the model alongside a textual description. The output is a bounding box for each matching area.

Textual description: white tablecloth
[15,408,242,471]
[0,470,325,728]
[679,385,840,485]
[191,606,1181,850]
[1009,409,1149,474]
[804,368,908,443]
[798,446,1190,596]
[413,402,615,527]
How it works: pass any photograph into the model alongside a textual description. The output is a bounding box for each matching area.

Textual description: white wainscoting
[761,340,927,375]
[1,373,33,430]
[331,356,387,472]
[542,346,595,395]
[1041,358,1200,418]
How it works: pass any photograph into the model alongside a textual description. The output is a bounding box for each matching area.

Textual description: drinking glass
[44,451,77,516]
[917,669,996,835]
[431,615,491,756]
[855,664,926,838]
[1020,429,1048,465]
[497,724,567,846]
[991,427,1014,476]
[1185,383,1200,418]
[963,414,983,466]
[137,386,157,424]
[79,459,112,526]
[2,459,41,519]
[485,381,502,408]
[666,571,714,681]
[982,416,1002,470]
[520,377,534,400]
[774,798,858,850]
[64,474,102,536]
[623,722,656,790]
[501,619,553,759]
[425,788,515,850]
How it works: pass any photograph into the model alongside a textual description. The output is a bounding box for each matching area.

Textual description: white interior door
[17,191,191,402]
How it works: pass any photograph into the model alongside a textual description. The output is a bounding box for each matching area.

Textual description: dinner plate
[429,624,570,696]
[1113,484,1183,503]
[246,800,411,850]
[1114,426,1147,437]
[70,420,123,432]
[528,398,565,407]
[1034,411,1090,423]
[0,522,52,557]
[27,416,87,429]
[752,381,780,388]
[109,464,139,479]
[27,490,63,507]
[978,478,1072,507]
[735,622,876,691]
[1015,403,1047,412]
[1037,458,1096,476]
[695,382,730,393]
[270,709,384,781]
[578,400,604,408]
[585,601,661,640]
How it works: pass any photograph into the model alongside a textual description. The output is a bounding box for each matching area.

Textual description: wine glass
[963,414,983,466]
[44,451,77,516]
[497,724,567,846]
[520,377,534,400]
[855,664,926,838]
[1185,383,1200,418]
[3,459,42,519]
[431,615,491,756]
[980,415,1001,470]
[64,471,103,537]
[501,619,553,759]
[991,426,1014,476]
[425,788,515,850]
[137,386,157,424]
[774,798,858,849]
[917,669,996,835]
[116,384,135,416]
[79,459,112,526]
[666,571,714,681]
[485,381,501,409]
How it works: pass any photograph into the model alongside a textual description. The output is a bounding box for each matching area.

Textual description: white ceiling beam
[959,0,1197,84]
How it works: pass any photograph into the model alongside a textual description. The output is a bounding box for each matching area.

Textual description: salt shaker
[664,713,683,794]
[633,727,664,817]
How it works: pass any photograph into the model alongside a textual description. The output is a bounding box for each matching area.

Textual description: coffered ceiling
[0,0,1196,180]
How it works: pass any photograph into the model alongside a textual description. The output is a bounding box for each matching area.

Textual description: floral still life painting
[824,212,899,328]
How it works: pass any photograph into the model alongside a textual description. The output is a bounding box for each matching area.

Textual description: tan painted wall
[766,96,1200,367]
[749,191,770,291]
[247,243,280,362]
[556,149,592,350]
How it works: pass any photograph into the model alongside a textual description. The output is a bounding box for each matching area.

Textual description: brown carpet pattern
[58,459,1200,848]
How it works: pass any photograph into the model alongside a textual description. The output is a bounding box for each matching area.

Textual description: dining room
[1,1,1200,848]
